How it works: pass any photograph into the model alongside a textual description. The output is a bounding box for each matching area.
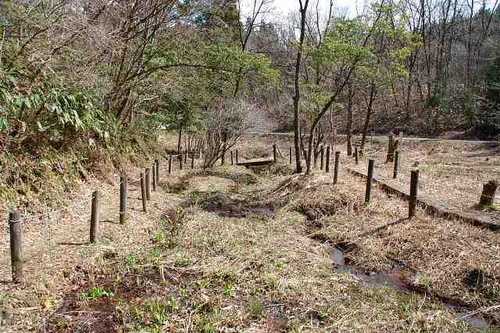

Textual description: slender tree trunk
[177,127,183,154]
[346,83,354,156]
[292,0,310,174]
[360,83,377,154]
[328,109,336,153]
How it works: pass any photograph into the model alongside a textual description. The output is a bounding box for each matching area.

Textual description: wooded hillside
[0,0,498,196]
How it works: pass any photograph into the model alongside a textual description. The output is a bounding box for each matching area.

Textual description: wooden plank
[236,158,275,167]
[346,167,499,231]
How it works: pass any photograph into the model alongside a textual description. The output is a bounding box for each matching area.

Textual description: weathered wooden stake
[320,146,325,170]
[9,210,23,283]
[231,151,234,165]
[151,165,156,192]
[191,154,195,169]
[184,151,188,164]
[236,150,239,164]
[119,175,127,224]
[325,146,331,173]
[354,147,359,165]
[273,144,277,162]
[168,155,172,174]
[393,151,400,179]
[365,159,375,204]
[90,191,99,244]
[289,147,292,164]
[140,173,147,212]
[333,151,340,184]
[179,154,183,170]
[155,159,160,185]
[386,135,397,162]
[145,168,151,200]
[409,170,419,218]
[221,150,225,165]
[479,180,498,208]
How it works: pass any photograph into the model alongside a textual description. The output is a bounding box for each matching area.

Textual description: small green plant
[275,260,286,270]
[174,254,192,267]
[248,297,264,319]
[134,297,179,330]
[125,254,138,267]
[223,283,236,297]
[144,300,169,326]
[150,248,162,259]
[415,273,433,289]
[153,230,167,244]
[81,287,114,301]
[0,292,9,305]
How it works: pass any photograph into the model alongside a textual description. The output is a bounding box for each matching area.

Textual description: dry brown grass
[345,140,500,219]
[287,172,500,319]
[0,160,184,332]
[1,134,497,332]
[38,170,475,332]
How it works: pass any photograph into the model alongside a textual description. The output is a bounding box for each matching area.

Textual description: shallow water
[328,245,493,329]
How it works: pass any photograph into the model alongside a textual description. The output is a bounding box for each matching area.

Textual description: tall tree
[292,0,310,174]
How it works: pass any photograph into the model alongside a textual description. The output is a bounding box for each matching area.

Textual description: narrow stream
[328,245,493,329]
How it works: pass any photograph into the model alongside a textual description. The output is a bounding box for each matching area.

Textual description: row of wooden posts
[7,144,417,284]
[282,144,418,217]
[8,153,197,283]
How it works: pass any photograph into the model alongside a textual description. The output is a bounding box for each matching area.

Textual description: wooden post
[325,146,331,173]
[145,168,151,200]
[184,151,188,164]
[273,144,277,162]
[354,147,359,165]
[479,180,498,207]
[168,155,172,174]
[318,146,323,170]
[140,173,147,212]
[179,154,183,170]
[155,159,160,185]
[289,147,292,164]
[231,151,234,165]
[393,151,400,179]
[151,165,156,192]
[409,170,419,218]
[236,150,239,164]
[191,153,195,169]
[9,211,23,283]
[386,135,395,163]
[333,151,340,184]
[365,159,375,204]
[90,191,99,244]
[119,175,127,224]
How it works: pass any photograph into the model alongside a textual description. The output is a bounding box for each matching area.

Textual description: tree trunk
[346,84,354,156]
[177,127,183,154]
[360,83,377,155]
[328,110,337,153]
[292,1,310,174]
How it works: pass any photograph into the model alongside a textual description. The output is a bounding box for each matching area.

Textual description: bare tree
[292,0,310,174]
[202,99,250,168]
